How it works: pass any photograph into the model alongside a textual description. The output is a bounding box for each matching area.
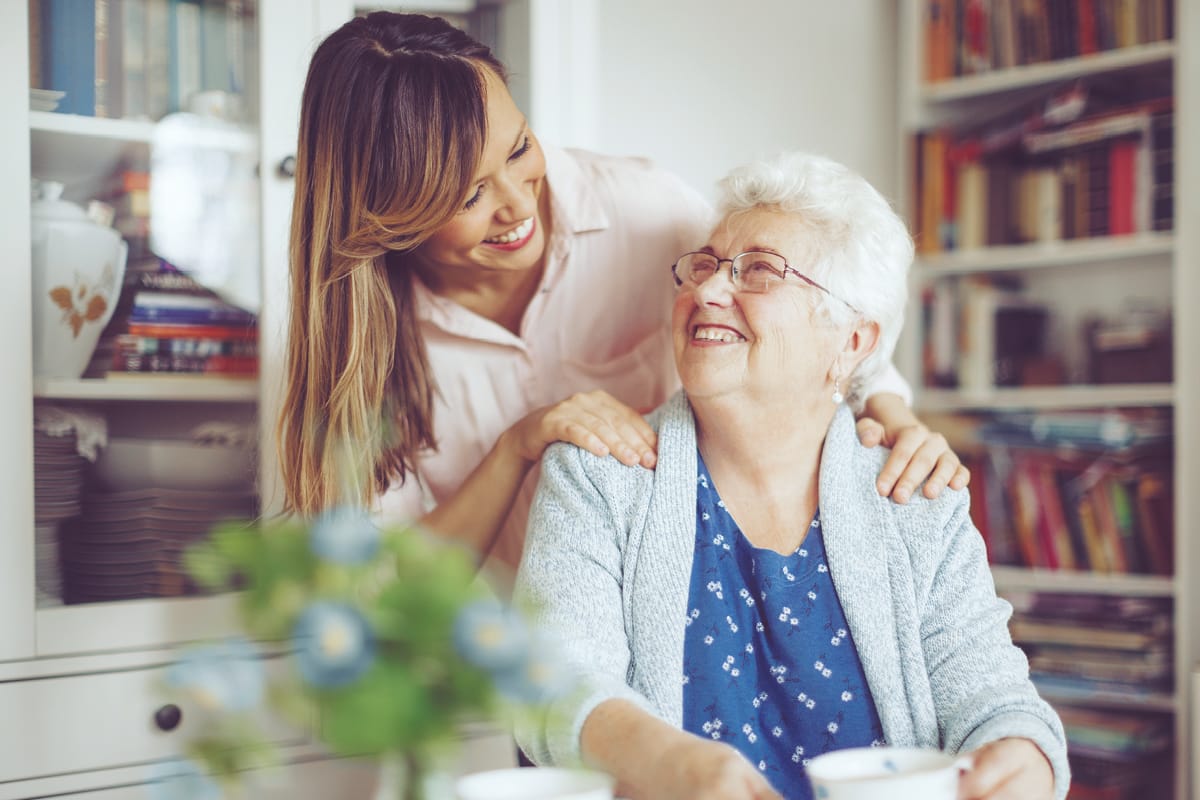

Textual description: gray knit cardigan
[514,391,1069,798]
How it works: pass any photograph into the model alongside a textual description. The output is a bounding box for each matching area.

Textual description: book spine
[94,0,110,116]
[144,0,170,119]
[168,0,202,113]
[120,0,147,119]
[126,322,257,340]
[41,0,97,116]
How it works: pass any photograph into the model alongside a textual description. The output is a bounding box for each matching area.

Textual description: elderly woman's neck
[692,396,836,554]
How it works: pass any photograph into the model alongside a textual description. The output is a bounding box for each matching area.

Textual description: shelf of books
[903,2,1187,797]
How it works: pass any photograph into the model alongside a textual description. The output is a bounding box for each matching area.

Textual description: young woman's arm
[859,392,971,503]
[419,389,657,555]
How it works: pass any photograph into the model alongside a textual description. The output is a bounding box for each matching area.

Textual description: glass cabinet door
[8,0,310,658]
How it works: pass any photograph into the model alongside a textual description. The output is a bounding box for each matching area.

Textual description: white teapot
[31,180,128,379]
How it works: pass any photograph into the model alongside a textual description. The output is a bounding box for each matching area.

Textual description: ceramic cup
[454,767,614,800]
[806,746,972,800]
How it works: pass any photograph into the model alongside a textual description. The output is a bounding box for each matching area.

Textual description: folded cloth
[33,405,108,461]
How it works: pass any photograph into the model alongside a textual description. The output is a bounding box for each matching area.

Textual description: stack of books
[1058,705,1173,799]
[105,263,257,377]
[1005,591,1173,702]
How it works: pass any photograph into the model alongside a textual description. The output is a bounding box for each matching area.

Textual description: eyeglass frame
[670,250,860,314]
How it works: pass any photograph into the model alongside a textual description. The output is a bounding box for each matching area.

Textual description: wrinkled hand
[958,738,1054,800]
[648,737,782,800]
[510,390,658,468]
[857,419,970,503]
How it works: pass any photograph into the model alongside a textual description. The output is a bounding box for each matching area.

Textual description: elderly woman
[513,153,1068,800]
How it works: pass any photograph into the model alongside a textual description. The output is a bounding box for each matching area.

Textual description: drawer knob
[154,703,183,732]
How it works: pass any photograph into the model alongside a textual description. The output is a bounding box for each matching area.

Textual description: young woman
[277,12,969,567]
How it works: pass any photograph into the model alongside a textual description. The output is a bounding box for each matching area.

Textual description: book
[111,352,257,375]
[40,0,97,116]
[168,0,202,113]
[1032,460,1076,569]
[1107,137,1137,235]
[1089,477,1128,573]
[1058,706,1173,753]
[144,0,170,119]
[94,0,110,116]
[126,322,257,341]
[1134,473,1173,575]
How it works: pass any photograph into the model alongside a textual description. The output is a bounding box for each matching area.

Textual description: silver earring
[831,364,844,405]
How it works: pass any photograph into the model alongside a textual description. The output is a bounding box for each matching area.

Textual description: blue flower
[309,506,380,564]
[493,644,575,705]
[452,599,529,672]
[165,638,265,712]
[293,602,375,688]
[145,758,221,800]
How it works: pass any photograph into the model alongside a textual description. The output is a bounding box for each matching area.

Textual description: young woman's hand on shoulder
[506,390,658,469]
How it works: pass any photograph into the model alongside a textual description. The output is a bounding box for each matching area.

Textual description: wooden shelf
[916,384,1174,412]
[34,376,258,403]
[922,40,1175,103]
[991,565,1175,597]
[915,232,1174,277]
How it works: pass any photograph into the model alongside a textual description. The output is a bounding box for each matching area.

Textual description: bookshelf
[898,2,1198,798]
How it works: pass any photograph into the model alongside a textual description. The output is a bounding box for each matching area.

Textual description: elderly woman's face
[671,208,847,407]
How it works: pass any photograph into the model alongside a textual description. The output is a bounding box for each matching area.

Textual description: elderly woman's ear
[838,319,881,375]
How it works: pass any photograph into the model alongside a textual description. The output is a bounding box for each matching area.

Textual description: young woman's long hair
[277,12,507,515]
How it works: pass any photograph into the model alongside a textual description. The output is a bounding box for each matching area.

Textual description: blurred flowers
[293,601,376,688]
[165,638,265,713]
[156,515,572,799]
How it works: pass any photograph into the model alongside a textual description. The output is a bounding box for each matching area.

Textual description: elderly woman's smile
[691,323,746,343]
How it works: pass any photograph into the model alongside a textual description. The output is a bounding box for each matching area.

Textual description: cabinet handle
[154,703,183,732]
[277,155,296,179]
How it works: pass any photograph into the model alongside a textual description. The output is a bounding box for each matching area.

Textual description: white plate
[30,88,65,112]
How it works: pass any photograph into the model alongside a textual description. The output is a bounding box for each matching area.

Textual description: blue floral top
[682,451,886,800]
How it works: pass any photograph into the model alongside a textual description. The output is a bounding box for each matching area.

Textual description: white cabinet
[0,0,333,794]
[896,2,1199,798]
[0,1,554,794]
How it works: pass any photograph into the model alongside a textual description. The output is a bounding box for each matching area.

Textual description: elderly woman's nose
[693,268,737,305]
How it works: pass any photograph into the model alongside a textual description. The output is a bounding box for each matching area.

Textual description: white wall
[547,1,899,205]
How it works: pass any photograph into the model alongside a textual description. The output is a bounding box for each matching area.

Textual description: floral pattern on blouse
[681,451,886,800]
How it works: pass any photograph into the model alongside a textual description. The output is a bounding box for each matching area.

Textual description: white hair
[716,151,913,407]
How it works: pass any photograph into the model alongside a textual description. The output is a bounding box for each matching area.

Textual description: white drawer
[2,757,380,800]
[0,663,302,784]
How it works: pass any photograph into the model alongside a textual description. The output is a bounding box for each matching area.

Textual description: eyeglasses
[671,250,856,310]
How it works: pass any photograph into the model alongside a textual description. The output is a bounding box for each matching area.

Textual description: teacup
[806,746,972,800]
[455,767,614,800]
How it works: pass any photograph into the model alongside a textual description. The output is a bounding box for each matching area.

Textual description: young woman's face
[417,68,549,278]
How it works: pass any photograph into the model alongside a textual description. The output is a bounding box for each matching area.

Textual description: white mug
[455,767,614,800]
[806,746,972,800]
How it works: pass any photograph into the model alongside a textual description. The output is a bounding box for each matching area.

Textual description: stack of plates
[33,430,87,523]
[60,488,257,604]
[30,88,65,112]
[35,523,63,606]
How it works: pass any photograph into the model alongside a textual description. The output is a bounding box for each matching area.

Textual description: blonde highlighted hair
[277,13,507,515]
